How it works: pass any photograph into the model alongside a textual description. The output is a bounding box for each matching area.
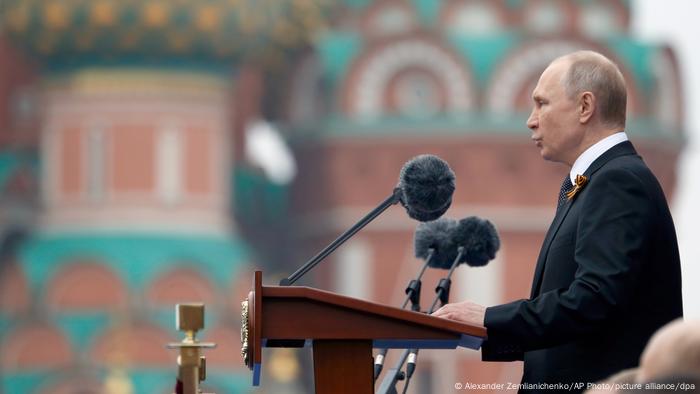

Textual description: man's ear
[579,91,595,124]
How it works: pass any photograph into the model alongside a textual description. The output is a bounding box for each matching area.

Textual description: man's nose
[527,111,538,130]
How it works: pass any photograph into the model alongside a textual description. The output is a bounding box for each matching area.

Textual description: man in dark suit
[433,50,683,392]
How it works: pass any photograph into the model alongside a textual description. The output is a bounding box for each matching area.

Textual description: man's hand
[432,300,486,327]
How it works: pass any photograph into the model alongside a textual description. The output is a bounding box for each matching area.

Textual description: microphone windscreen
[413,218,459,269]
[452,216,500,267]
[397,155,455,222]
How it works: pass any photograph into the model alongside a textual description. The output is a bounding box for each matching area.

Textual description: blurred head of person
[638,319,700,383]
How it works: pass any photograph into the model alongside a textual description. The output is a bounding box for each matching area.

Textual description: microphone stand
[377,247,464,394]
[280,188,402,286]
[373,249,433,382]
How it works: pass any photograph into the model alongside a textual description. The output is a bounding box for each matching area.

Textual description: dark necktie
[557,175,573,209]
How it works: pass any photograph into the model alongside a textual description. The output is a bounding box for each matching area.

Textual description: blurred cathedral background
[0,0,685,393]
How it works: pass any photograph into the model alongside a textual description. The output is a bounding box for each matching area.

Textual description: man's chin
[541,151,567,165]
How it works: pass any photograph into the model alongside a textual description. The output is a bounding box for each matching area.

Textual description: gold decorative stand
[168,303,216,394]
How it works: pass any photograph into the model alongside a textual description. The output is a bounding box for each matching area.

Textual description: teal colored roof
[606,36,656,92]
[315,31,362,87]
[19,233,249,292]
[314,32,521,90]
[315,31,660,95]
[52,312,111,350]
[447,32,520,88]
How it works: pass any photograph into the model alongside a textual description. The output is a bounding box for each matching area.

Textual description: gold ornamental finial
[168,303,216,394]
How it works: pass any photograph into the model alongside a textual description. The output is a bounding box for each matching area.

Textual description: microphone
[430,216,500,311]
[414,217,460,269]
[451,216,500,267]
[397,154,456,222]
[385,216,500,394]
[407,217,460,311]
[374,218,457,380]
[280,155,455,286]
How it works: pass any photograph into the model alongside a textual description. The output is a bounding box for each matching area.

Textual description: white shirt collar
[570,132,629,183]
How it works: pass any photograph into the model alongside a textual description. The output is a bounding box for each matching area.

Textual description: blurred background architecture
[0,0,691,393]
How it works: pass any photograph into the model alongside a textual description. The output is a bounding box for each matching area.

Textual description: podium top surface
[262,283,487,339]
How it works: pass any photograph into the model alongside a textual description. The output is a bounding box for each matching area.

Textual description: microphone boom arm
[379,247,465,394]
[280,188,402,286]
[403,249,431,311]
[428,246,463,313]
[374,249,433,381]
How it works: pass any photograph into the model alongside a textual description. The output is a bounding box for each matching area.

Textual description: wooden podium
[241,271,486,393]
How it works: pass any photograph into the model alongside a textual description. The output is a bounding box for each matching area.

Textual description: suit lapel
[529,141,638,298]
[530,200,574,298]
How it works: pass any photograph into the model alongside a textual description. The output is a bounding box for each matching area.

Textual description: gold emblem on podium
[241,299,250,366]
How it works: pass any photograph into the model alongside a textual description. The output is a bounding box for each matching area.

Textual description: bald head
[552,50,627,129]
[638,319,700,382]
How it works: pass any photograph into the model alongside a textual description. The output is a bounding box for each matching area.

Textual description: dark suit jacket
[482,141,683,392]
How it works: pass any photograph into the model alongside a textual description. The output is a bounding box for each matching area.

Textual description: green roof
[606,36,656,92]
[447,33,519,88]
[315,32,662,94]
[315,31,362,87]
[19,233,249,292]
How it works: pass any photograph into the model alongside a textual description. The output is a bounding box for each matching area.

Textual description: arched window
[47,261,127,311]
[1,323,73,370]
[146,266,216,306]
[344,37,475,120]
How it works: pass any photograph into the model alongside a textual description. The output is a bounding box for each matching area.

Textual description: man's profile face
[527,60,582,166]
